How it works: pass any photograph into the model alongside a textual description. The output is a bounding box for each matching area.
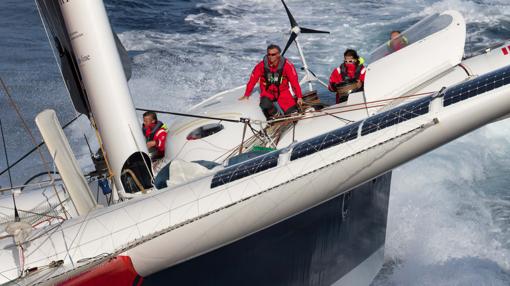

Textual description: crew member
[239,44,303,119]
[328,49,366,103]
[142,111,168,160]
[388,30,408,52]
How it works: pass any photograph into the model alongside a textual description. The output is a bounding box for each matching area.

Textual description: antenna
[0,120,13,189]
[0,119,20,222]
[0,121,24,249]
[280,0,329,91]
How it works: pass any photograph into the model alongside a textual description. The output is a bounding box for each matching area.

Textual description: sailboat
[1,0,510,285]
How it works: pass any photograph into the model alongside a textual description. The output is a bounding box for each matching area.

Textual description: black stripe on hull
[144,172,392,286]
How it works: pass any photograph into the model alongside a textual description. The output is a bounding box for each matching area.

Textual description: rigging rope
[216,91,434,162]
[137,91,434,129]
[135,107,248,123]
[266,91,435,124]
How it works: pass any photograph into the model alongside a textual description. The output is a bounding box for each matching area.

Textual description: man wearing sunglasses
[328,49,366,103]
[240,44,303,119]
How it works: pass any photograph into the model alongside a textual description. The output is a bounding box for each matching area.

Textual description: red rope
[269,91,435,124]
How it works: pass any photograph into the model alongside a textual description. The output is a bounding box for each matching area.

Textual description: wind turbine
[280,0,330,90]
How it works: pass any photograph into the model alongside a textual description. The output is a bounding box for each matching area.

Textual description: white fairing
[412,41,510,95]
[35,109,97,216]
[364,11,466,107]
[463,43,510,74]
[59,0,148,191]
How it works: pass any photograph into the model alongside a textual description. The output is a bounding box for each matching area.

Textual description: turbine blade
[281,0,298,28]
[301,27,330,34]
[282,32,297,57]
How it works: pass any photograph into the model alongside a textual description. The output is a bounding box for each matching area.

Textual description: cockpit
[367,12,456,64]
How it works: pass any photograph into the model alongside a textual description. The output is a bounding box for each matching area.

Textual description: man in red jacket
[142,111,168,160]
[328,49,366,103]
[239,44,303,119]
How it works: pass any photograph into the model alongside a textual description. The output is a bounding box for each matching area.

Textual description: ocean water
[1,0,510,285]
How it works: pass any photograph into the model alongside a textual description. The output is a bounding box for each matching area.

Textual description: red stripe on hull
[58,256,142,286]
[503,47,509,55]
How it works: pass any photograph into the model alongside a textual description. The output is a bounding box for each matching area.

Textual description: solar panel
[361,96,432,136]
[444,64,510,106]
[290,122,361,161]
[211,150,281,188]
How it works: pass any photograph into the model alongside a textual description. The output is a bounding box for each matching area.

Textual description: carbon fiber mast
[280,0,329,91]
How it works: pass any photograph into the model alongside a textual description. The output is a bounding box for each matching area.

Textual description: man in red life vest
[328,49,366,104]
[142,111,168,160]
[239,44,303,119]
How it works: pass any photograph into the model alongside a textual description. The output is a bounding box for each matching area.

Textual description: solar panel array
[443,64,510,106]
[211,150,282,188]
[361,96,432,136]
[290,122,361,161]
[210,65,510,188]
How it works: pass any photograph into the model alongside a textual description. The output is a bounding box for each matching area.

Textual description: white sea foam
[382,120,510,284]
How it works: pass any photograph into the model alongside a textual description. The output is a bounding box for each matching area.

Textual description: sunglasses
[268,52,280,56]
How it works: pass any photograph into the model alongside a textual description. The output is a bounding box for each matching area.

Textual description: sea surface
[1,0,510,285]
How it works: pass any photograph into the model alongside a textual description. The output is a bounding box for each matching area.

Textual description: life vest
[263,56,286,99]
[387,36,409,51]
[337,63,363,84]
[143,120,167,142]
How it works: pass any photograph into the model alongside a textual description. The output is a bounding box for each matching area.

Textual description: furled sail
[36,0,132,116]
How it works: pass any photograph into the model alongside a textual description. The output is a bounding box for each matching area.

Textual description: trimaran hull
[2,1,510,286]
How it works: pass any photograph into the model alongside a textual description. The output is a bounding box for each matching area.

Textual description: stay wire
[135,107,247,123]
[0,114,81,177]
